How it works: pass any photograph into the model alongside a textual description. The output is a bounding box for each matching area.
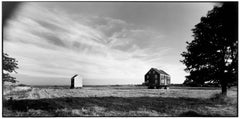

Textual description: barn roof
[152,68,170,76]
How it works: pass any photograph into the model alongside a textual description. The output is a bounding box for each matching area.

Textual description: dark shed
[144,68,171,89]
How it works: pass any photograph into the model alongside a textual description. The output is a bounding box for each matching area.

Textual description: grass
[3,86,237,117]
[10,86,231,99]
[3,95,237,117]
[3,85,32,99]
[210,93,237,104]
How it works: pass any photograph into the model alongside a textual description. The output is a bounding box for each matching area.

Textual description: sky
[3,2,216,85]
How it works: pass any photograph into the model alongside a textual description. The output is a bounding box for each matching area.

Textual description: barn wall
[145,68,171,87]
[145,69,160,86]
[159,74,171,85]
[74,76,83,88]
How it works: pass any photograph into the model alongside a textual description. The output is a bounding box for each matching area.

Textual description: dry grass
[5,86,235,100]
[3,86,238,117]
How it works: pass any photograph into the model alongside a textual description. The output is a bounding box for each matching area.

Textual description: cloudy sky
[3,2,215,85]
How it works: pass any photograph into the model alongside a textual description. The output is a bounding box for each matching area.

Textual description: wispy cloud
[4,2,186,85]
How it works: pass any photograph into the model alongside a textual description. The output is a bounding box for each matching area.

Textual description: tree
[181,3,238,96]
[3,53,19,83]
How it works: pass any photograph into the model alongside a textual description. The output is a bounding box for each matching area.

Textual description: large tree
[3,53,19,83]
[181,3,238,96]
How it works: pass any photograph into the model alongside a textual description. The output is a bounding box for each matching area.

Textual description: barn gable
[74,75,83,88]
[70,74,83,89]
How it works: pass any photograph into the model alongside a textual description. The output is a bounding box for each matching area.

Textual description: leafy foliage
[181,3,238,95]
[3,53,19,83]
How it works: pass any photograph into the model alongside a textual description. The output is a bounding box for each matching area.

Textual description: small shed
[144,68,170,89]
[70,74,83,89]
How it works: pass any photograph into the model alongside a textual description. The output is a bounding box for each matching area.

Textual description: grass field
[3,85,238,117]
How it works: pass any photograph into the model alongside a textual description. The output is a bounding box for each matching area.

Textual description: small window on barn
[155,74,158,78]
[161,79,164,84]
[146,75,149,79]
[161,75,164,80]
[155,79,157,84]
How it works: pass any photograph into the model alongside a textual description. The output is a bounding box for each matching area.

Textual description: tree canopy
[3,53,19,83]
[181,3,238,95]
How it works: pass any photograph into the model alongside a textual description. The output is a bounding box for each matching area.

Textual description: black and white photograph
[2,1,238,117]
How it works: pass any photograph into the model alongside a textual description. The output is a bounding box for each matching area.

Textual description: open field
[3,85,238,117]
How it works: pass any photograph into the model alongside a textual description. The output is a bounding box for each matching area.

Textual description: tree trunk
[220,75,227,96]
[221,83,227,96]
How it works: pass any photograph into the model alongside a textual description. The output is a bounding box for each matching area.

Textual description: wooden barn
[144,68,170,89]
[70,74,83,89]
